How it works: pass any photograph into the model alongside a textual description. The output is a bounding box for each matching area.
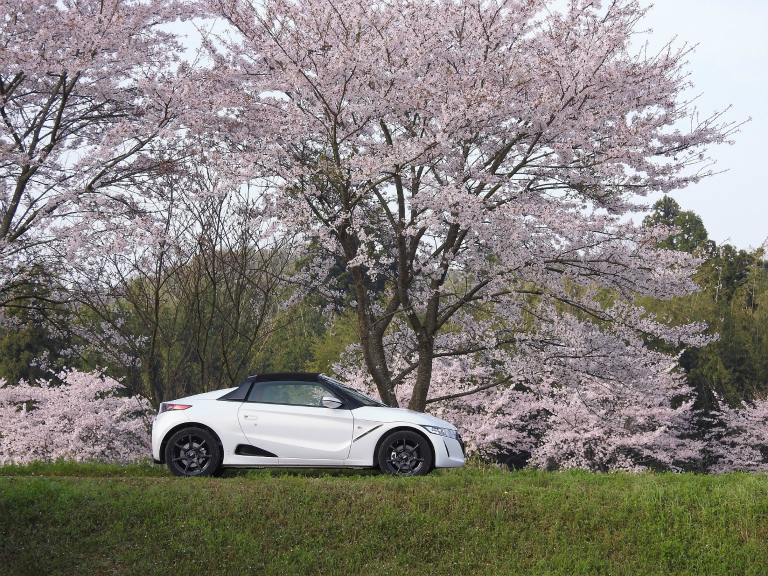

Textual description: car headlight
[421,425,460,441]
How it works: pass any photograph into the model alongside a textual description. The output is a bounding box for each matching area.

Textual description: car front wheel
[165,427,221,477]
[377,430,433,476]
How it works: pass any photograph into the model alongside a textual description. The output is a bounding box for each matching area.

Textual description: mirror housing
[321,396,344,409]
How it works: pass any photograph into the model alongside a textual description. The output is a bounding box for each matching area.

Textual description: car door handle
[243,414,258,420]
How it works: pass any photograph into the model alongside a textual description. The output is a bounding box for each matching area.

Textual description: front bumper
[433,435,466,468]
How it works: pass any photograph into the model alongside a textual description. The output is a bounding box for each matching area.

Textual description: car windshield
[319,374,388,407]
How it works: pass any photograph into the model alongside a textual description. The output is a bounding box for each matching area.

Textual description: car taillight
[159,403,192,414]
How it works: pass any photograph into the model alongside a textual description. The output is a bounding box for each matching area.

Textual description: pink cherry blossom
[201,0,738,415]
[0,370,153,465]
[0,0,195,302]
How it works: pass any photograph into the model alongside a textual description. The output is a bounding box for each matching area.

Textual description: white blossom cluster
[335,347,768,473]
[0,370,153,465]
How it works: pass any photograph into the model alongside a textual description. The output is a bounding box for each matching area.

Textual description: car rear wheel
[165,427,221,477]
[377,430,433,476]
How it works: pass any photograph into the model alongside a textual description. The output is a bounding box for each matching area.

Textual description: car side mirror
[321,396,344,409]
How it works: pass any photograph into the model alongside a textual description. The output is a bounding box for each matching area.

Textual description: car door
[237,380,354,465]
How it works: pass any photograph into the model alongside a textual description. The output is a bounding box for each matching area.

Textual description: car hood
[351,405,457,429]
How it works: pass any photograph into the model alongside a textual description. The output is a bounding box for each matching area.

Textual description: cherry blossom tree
[205,0,737,412]
[0,369,153,464]
[700,393,768,473]
[65,154,294,404]
[334,328,705,471]
[0,0,194,306]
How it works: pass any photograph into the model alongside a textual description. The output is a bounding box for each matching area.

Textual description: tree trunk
[408,333,434,412]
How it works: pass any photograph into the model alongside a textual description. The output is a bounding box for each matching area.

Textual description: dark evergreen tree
[643,198,768,407]
[643,196,715,255]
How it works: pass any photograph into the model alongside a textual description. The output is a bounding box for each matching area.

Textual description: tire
[377,430,433,476]
[165,427,222,477]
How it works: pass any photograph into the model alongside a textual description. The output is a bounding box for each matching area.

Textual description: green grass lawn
[1,462,767,575]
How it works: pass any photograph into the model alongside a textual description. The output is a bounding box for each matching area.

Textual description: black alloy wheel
[165,427,221,477]
[377,430,433,476]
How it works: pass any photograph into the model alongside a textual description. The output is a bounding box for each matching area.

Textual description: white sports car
[152,373,465,477]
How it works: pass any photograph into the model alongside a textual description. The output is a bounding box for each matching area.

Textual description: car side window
[247,381,330,407]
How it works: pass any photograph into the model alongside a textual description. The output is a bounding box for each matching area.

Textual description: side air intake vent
[235,444,277,458]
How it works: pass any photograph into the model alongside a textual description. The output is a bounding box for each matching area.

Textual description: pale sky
[638,0,768,249]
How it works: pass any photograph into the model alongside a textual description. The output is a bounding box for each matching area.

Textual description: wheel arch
[158,422,224,465]
[373,425,436,472]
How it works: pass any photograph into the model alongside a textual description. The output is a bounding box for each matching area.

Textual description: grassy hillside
[1,462,767,575]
